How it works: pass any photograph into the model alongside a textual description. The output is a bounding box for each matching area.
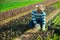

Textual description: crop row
[51,13,60,28]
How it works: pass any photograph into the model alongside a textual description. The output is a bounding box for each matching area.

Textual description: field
[0,0,57,22]
[0,7,59,40]
[0,0,60,40]
[0,0,43,12]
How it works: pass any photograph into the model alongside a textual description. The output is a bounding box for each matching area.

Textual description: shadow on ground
[0,20,31,40]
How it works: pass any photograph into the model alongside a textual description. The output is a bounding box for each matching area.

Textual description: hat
[35,5,45,11]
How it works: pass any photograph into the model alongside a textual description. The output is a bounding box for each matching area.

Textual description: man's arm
[43,12,46,25]
[32,10,37,24]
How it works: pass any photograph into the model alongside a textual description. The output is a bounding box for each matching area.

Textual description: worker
[29,5,46,31]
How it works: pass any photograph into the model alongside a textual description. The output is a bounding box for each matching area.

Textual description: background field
[0,0,44,12]
[52,0,60,8]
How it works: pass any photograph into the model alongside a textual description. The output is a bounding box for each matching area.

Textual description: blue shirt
[32,10,46,25]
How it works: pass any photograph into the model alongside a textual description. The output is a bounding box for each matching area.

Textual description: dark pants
[29,19,43,28]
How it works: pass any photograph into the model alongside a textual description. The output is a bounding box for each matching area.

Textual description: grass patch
[0,0,44,12]
[52,0,60,8]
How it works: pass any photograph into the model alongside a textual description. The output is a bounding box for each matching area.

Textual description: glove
[42,25,46,31]
[35,24,41,30]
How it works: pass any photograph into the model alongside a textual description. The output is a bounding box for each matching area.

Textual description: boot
[42,25,46,31]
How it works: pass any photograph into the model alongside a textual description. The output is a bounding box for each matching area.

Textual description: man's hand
[35,24,41,30]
